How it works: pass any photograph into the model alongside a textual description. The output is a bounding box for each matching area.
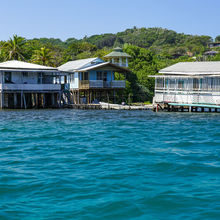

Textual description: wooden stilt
[14,93,17,108]
[73,91,75,104]
[78,90,80,104]
[58,92,61,107]
[51,93,55,107]
[38,93,41,108]
[88,90,90,104]
[35,93,38,108]
[42,93,45,108]
[32,93,35,107]
[1,92,4,109]
[189,106,192,112]
[23,93,27,109]
[90,90,92,104]
[21,92,23,109]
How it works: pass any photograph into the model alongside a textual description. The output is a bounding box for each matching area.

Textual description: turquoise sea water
[0,109,220,220]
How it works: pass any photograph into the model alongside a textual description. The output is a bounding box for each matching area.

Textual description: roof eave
[78,62,131,72]
[0,67,58,72]
[159,71,220,75]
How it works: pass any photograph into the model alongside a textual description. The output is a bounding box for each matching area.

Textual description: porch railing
[111,80,126,88]
[1,84,61,91]
[79,80,126,89]
[79,80,103,89]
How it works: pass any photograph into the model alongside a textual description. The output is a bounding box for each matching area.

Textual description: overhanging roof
[58,57,99,72]
[0,60,57,71]
[159,61,220,75]
[78,62,131,72]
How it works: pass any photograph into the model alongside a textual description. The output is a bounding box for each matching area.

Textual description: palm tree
[31,47,54,66]
[3,35,26,60]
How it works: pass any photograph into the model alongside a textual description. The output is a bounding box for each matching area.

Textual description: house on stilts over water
[152,61,220,112]
[58,48,131,104]
[0,60,64,109]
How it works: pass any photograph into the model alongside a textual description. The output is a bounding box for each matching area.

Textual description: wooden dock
[65,104,102,110]
[65,102,153,110]
[100,102,152,110]
[154,103,220,113]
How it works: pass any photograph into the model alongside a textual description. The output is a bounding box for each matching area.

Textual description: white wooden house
[152,61,220,108]
[0,60,62,108]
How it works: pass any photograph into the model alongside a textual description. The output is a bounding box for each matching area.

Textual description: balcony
[111,80,126,88]
[1,84,61,91]
[79,80,103,89]
[79,80,126,89]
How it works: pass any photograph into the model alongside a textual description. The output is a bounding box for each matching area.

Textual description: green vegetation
[0,27,219,102]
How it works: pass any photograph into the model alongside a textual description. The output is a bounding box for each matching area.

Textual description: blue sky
[0,0,219,41]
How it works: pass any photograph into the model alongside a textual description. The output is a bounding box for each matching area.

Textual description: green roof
[104,47,131,58]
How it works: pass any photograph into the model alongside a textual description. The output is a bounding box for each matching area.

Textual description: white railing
[1,84,61,91]
[111,80,126,88]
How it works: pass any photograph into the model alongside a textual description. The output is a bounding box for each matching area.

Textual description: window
[97,71,107,81]
[80,72,89,80]
[156,78,164,89]
[103,72,107,81]
[200,78,206,90]
[165,79,169,89]
[22,72,28,77]
[4,72,12,83]
[169,79,175,89]
[84,72,88,80]
[215,78,220,91]
[193,79,199,90]
[97,71,102,80]
[38,72,43,84]
[178,79,184,89]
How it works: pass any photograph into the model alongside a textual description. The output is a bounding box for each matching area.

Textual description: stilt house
[0,60,62,109]
[152,61,220,108]
[58,54,130,104]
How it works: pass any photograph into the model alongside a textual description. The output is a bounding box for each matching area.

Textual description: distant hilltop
[2,27,217,51]
[1,27,219,61]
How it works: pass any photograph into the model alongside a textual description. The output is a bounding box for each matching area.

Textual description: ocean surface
[0,109,220,220]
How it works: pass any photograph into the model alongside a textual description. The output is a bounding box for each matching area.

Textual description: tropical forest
[1,27,220,102]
